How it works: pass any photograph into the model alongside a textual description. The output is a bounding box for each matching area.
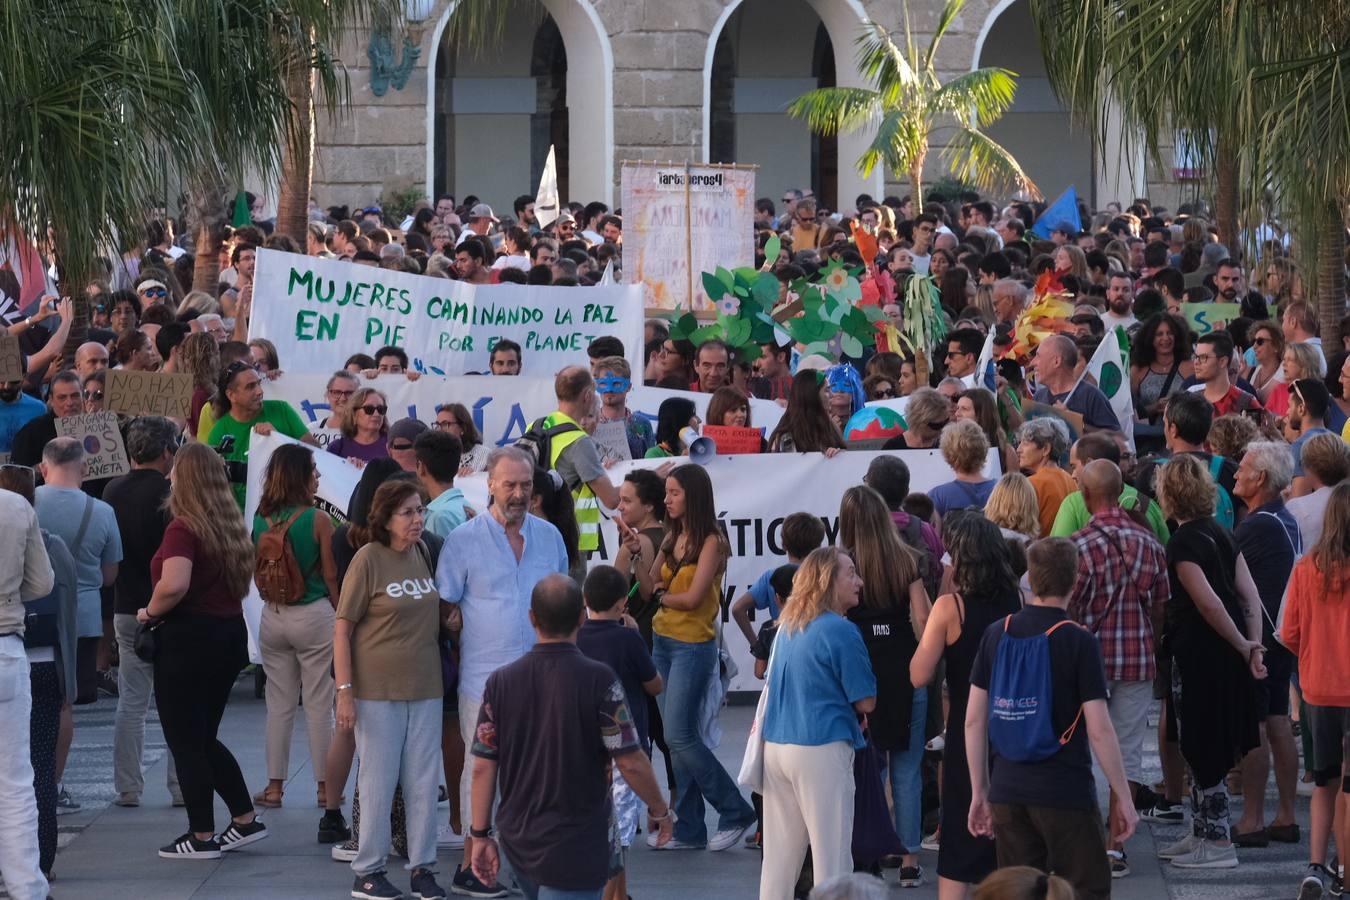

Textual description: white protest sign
[621,162,755,311]
[249,249,644,376]
[262,374,785,451]
[593,418,632,464]
[241,431,362,662]
[55,412,129,480]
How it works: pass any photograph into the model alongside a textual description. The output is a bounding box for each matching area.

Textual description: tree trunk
[909,152,925,211]
[276,59,315,245]
[53,236,89,360]
[190,183,226,294]
[1317,201,1347,351]
[1213,131,1239,251]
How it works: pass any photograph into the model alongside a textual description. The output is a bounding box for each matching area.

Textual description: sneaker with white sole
[55,789,80,816]
[1157,832,1201,860]
[920,830,940,852]
[449,864,507,897]
[352,870,402,900]
[1302,863,1336,900]
[332,840,359,862]
[158,832,221,860]
[924,734,945,753]
[898,864,923,888]
[1108,849,1130,878]
[217,819,268,852]
[411,867,447,900]
[1170,840,1238,869]
[113,793,140,808]
[1141,801,1185,824]
[437,824,464,849]
[708,823,752,852]
[651,838,706,851]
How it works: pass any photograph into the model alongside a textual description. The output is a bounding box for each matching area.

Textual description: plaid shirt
[1068,507,1169,682]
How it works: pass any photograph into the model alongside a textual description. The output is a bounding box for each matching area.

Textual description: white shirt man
[456,204,498,248]
[1101,274,1138,332]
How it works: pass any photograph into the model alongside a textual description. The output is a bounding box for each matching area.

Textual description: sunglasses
[389,441,414,451]
[139,288,168,298]
[87,390,104,401]
[359,404,387,416]
[875,388,896,398]
[1253,337,1270,346]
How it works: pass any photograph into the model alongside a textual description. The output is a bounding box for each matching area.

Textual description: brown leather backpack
[255,509,309,605]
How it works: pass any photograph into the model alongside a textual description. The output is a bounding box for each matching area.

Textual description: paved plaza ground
[43,676,1317,899]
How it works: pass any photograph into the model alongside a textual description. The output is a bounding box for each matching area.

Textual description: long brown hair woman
[139,442,266,859]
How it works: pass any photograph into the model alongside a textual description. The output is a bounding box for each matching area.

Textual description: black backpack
[515,416,580,473]
[898,514,941,603]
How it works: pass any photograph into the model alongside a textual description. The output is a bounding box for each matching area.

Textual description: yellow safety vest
[545,412,600,552]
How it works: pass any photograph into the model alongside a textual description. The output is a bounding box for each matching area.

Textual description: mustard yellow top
[653,558,721,644]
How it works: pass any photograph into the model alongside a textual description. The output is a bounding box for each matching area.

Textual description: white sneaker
[924,733,945,753]
[708,823,752,852]
[920,830,940,852]
[1170,840,1238,869]
[651,838,705,851]
[1157,832,1201,860]
[437,824,465,849]
[331,840,359,862]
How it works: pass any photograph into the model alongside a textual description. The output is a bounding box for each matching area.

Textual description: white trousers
[0,636,48,900]
[759,741,855,900]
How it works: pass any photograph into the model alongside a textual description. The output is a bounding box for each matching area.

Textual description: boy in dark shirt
[577,566,662,900]
[966,538,1137,900]
[750,564,799,678]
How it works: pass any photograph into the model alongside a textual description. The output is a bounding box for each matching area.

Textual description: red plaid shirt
[1068,507,1169,682]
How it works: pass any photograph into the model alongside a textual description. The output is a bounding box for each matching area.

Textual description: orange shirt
[1029,466,1077,539]
[1279,556,1350,706]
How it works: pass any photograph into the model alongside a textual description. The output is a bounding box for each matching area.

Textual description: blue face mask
[595,374,631,395]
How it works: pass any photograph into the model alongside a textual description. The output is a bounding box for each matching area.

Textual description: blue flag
[1030,187,1081,239]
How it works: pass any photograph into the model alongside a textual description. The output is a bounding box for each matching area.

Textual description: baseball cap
[388,417,428,444]
[469,203,498,222]
[361,205,382,215]
[555,211,576,226]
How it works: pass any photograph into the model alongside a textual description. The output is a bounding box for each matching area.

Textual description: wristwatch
[469,825,494,839]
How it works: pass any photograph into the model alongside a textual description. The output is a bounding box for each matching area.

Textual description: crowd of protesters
[0,183,1348,900]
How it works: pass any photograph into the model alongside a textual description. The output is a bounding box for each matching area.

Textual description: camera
[212,435,248,484]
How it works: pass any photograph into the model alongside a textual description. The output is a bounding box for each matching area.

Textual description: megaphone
[680,427,717,466]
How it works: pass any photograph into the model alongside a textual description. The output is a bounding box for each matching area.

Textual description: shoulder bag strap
[1086,522,1134,635]
[70,495,95,558]
[1158,356,1182,400]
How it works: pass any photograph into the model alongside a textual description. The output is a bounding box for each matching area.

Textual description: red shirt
[151,518,243,618]
[1207,384,1262,418]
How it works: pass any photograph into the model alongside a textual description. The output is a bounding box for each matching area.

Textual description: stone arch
[423,0,615,208]
[702,0,882,211]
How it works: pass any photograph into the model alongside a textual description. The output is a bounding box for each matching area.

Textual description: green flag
[231,191,251,228]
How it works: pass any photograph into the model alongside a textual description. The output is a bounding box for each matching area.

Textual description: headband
[138,279,167,293]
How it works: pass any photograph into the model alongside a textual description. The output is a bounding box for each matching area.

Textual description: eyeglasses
[781,198,794,204]
[945,349,970,358]
[327,389,355,399]
[433,420,458,431]
[1191,353,1214,363]
[389,441,414,451]
[359,404,387,416]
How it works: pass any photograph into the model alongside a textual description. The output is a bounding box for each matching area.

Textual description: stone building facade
[313,0,1192,217]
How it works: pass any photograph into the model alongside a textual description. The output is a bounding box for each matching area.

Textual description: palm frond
[931,68,1018,125]
[787,88,882,137]
[854,21,918,108]
[924,0,970,70]
[941,127,1042,200]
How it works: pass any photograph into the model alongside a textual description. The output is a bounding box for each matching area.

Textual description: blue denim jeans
[652,634,755,845]
[507,861,602,900]
[885,686,928,853]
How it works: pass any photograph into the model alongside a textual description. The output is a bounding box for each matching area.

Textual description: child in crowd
[731,512,826,649]
[749,564,800,850]
[576,565,663,900]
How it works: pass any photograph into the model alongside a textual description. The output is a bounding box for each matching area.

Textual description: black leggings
[153,615,252,834]
[29,661,60,875]
[647,693,676,791]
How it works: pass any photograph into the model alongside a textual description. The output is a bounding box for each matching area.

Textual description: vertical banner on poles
[620,161,756,312]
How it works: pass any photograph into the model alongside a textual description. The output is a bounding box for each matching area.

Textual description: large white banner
[621,163,755,311]
[262,373,786,450]
[249,249,644,376]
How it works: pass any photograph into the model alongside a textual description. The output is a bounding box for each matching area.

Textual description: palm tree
[787,0,1040,210]
[1029,0,1347,344]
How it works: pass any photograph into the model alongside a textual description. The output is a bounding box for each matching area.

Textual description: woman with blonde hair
[1155,454,1264,869]
[1265,342,1326,417]
[985,473,1040,542]
[928,421,995,519]
[327,386,389,462]
[972,867,1074,900]
[177,332,220,438]
[840,486,930,886]
[1279,482,1350,899]
[248,338,281,377]
[1207,414,1261,463]
[759,547,876,899]
[178,290,220,318]
[139,443,266,859]
[1052,245,1088,281]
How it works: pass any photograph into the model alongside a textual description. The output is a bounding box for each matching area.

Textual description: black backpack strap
[70,495,94,558]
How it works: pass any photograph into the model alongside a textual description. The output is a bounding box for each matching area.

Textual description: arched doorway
[425,0,613,211]
[704,0,880,214]
[974,0,1094,205]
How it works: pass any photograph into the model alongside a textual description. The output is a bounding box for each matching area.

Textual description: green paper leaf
[752,273,779,306]
[763,234,781,266]
[740,344,763,363]
[701,272,727,303]
[840,334,865,359]
[715,266,735,292]
[691,324,723,345]
[724,317,751,347]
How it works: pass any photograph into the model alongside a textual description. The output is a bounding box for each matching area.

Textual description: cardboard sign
[105,370,193,419]
[0,334,21,382]
[55,412,129,480]
[702,424,763,454]
[593,417,632,465]
[1181,302,1242,336]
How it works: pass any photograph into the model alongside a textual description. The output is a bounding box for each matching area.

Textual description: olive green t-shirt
[337,541,442,701]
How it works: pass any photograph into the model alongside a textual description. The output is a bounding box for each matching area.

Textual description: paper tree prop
[1011,270,1076,361]
[670,235,884,363]
[873,273,948,385]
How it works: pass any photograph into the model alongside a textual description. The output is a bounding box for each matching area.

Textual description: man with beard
[0,357,45,457]
[1213,258,1244,305]
[1101,273,1138,333]
[11,371,84,469]
[436,446,569,898]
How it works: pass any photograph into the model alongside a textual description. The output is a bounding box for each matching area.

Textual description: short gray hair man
[1241,440,1294,496]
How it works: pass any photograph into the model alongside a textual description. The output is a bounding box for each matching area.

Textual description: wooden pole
[684,160,694,314]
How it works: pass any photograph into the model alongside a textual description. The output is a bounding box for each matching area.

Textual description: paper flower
[716,295,741,317]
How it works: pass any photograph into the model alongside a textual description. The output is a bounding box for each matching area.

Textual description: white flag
[598,260,616,285]
[1083,326,1135,451]
[534,144,560,229]
[961,328,998,391]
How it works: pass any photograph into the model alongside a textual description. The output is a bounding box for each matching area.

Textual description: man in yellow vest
[544,367,620,553]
